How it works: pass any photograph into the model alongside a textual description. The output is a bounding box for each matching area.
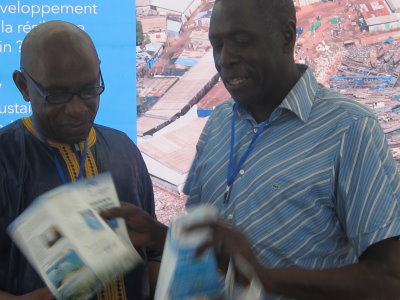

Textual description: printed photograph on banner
[136,0,400,224]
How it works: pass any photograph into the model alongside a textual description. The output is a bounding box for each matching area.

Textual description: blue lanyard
[224,103,269,204]
[32,118,88,184]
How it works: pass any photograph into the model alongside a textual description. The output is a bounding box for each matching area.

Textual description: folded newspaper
[154,205,264,300]
[154,205,223,300]
[7,173,142,300]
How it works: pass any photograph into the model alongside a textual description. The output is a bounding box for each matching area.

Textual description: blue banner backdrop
[0,0,137,140]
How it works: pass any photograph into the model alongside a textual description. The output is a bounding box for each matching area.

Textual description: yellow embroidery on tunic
[22,117,98,181]
[98,276,127,300]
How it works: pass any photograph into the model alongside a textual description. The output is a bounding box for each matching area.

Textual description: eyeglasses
[20,67,105,104]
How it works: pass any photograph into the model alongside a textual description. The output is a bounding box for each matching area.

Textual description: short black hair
[254,0,297,27]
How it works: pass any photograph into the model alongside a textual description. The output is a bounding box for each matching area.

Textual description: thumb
[100,206,127,219]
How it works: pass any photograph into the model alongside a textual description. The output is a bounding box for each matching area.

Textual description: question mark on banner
[16,40,22,53]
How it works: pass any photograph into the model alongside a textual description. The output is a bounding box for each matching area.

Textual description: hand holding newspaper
[7,173,142,300]
[154,205,264,300]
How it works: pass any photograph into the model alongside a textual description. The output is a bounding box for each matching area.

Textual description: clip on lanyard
[31,118,88,184]
[224,103,269,204]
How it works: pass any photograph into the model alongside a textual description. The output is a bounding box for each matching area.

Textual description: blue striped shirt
[184,65,400,288]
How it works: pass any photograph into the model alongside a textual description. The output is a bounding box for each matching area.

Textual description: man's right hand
[100,202,168,253]
[0,288,55,300]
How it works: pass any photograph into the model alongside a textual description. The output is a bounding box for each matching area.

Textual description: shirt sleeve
[183,113,213,202]
[184,101,234,209]
[336,116,400,257]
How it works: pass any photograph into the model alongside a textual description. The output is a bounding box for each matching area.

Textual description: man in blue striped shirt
[104,0,400,298]
[182,0,400,299]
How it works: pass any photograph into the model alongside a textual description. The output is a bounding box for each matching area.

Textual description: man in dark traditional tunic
[0,20,159,300]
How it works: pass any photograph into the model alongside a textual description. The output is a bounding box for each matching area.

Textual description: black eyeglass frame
[20,67,105,104]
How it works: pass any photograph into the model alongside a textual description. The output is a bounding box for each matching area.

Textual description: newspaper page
[7,173,142,299]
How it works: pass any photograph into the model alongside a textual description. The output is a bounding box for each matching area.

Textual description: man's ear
[12,70,30,102]
[282,19,296,54]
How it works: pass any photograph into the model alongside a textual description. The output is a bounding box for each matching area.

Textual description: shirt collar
[230,64,318,123]
[277,64,318,123]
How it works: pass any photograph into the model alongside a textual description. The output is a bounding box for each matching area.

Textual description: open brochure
[7,173,142,300]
